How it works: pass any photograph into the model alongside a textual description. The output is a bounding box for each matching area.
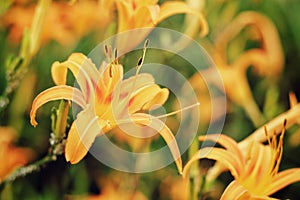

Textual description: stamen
[116,102,200,125]
[104,45,108,55]
[109,65,113,78]
[128,39,150,100]
[144,39,150,48]
[154,102,200,119]
[271,119,287,176]
[108,45,113,60]
[137,57,143,67]
[135,39,149,76]
[264,126,272,147]
[104,44,114,64]
[114,48,118,60]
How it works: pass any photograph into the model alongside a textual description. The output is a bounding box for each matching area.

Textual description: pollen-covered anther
[109,65,113,78]
[144,39,150,48]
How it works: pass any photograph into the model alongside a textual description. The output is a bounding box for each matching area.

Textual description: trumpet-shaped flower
[190,11,284,127]
[2,0,114,46]
[30,50,182,173]
[115,0,208,51]
[183,122,300,199]
[116,0,208,35]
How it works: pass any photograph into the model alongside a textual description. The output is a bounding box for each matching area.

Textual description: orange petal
[129,85,169,113]
[119,73,155,97]
[220,181,249,200]
[242,143,273,186]
[158,1,208,37]
[198,134,244,166]
[30,85,85,127]
[215,11,284,77]
[220,181,276,199]
[65,106,108,164]
[266,168,300,196]
[130,5,159,28]
[182,147,240,179]
[142,88,169,110]
[130,113,182,174]
[111,73,156,117]
[101,62,124,96]
[115,0,133,32]
[51,53,100,102]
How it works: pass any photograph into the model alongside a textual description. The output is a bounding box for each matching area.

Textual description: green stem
[188,139,200,200]
[0,99,69,188]
[0,153,56,189]
[54,100,69,139]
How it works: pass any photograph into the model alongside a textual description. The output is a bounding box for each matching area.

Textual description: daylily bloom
[1,0,114,46]
[116,0,208,35]
[190,11,284,127]
[82,172,148,200]
[30,50,182,173]
[194,101,300,186]
[183,122,300,199]
[0,127,34,183]
[115,0,208,51]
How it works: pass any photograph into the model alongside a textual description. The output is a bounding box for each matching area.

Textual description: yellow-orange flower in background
[183,123,300,199]
[159,175,190,200]
[2,0,208,48]
[116,0,208,35]
[0,127,34,182]
[115,0,208,51]
[191,100,300,187]
[1,0,114,46]
[81,172,148,200]
[190,11,284,127]
[30,49,182,173]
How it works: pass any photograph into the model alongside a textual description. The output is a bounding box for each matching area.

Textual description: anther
[109,66,113,77]
[137,57,143,67]
[114,48,118,60]
[144,39,150,49]
[104,45,108,55]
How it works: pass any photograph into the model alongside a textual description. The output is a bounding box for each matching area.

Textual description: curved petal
[101,62,124,100]
[266,168,300,195]
[130,5,159,28]
[30,85,85,127]
[51,53,100,102]
[129,85,169,114]
[198,134,244,166]
[157,1,208,37]
[220,181,249,200]
[115,0,133,32]
[182,147,240,179]
[129,113,182,174]
[142,88,169,110]
[65,106,108,164]
[215,11,284,77]
[111,73,156,118]
[118,73,155,100]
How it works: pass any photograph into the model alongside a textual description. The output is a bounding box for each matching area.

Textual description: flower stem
[0,152,56,191]
[188,139,200,200]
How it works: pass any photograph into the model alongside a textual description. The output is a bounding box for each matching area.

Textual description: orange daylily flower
[183,124,300,199]
[116,0,208,35]
[115,0,208,51]
[30,51,182,173]
[82,172,148,200]
[0,127,34,182]
[191,11,284,127]
[2,0,114,46]
[195,101,300,185]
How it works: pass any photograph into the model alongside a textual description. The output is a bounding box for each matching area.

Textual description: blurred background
[0,0,300,199]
